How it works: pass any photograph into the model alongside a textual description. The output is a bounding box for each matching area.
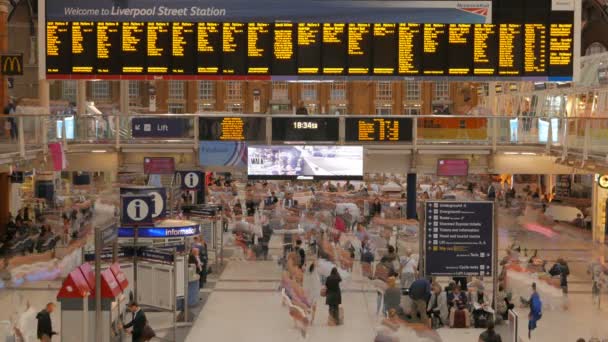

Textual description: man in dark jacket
[36,303,56,341]
[409,277,431,324]
[123,302,147,342]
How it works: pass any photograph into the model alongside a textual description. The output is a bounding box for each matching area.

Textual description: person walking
[325,267,342,326]
[479,320,502,342]
[188,247,205,288]
[399,248,417,290]
[528,283,542,339]
[383,277,401,316]
[122,302,149,342]
[35,303,56,341]
[3,97,16,142]
[409,277,431,325]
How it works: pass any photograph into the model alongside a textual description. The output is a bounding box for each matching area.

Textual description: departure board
[498,24,523,76]
[147,22,171,74]
[171,22,196,74]
[398,23,422,75]
[96,22,121,74]
[473,24,498,75]
[345,117,413,142]
[297,23,322,74]
[197,23,221,74]
[322,23,347,75]
[222,23,247,74]
[423,24,447,75]
[199,117,266,141]
[348,23,372,75]
[447,24,473,75]
[46,21,573,79]
[373,23,397,75]
[524,24,547,76]
[273,23,297,75]
[247,23,272,74]
[272,117,339,142]
[71,22,96,74]
[46,21,71,74]
[121,22,146,74]
[548,23,573,77]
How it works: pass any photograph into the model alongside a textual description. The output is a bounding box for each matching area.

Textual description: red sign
[110,263,129,292]
[57,269,91,299]
[143,157,175,174]
[437,159,469,177]
[100,269,122,298]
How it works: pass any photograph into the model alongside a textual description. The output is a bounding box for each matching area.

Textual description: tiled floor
[185,207,608,342]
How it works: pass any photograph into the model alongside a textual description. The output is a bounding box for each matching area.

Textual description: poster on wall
[199,141,247,168]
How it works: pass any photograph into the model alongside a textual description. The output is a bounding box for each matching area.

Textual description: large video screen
[247,146,363,180]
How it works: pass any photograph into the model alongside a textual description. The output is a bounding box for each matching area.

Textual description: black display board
[344,117,413,142]
[46,21,574,79]
[424,201,494,277]
[272,117,339,142]
[199,117,266,141]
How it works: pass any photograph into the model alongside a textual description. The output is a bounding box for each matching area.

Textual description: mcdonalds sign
[0,54,23,76]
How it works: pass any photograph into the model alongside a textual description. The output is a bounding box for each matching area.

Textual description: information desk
[46,22,573,80]
[118,219,200,238]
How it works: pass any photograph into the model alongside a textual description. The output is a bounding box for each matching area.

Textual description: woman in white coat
[427,283,449,327]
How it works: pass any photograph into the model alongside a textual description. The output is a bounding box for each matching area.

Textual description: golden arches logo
[1,55,22,75]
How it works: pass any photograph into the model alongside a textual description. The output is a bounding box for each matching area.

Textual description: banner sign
[118,224,201,238]
[121,194,154,226]
[132,118,188,138]
[120,186,167,219]
[175,171,203,190]
[425,201,494,277]
[138,248,175,263]
[418,118,488,141]
[46,0,492,23]
[83,248,132,262]
[100,224,119,246]
[199,141,247,168]
[143,157,175,175]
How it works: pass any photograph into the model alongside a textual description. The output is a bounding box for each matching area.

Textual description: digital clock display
[272,117,339,142]
[293,121,319,129]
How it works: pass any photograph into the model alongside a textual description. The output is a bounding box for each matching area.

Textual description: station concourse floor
[183,207,608,342]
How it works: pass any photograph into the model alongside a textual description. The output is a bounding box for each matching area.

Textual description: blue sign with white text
[132,118,188,138]
[118,224,200,238]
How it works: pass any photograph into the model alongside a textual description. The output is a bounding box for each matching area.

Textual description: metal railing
[1,113,607,160]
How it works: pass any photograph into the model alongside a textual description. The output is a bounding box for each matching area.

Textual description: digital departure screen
[297,23,322,74]
[71,22,96,74]
[345,117,413,142]
[273,23,297,75]
[548,23,573,77]
[199,117,266,141]
[197,22,221,74]
[121,22,146,74]
[45,21,574,79]
[373,23,397,75]
[423,24,447,75]
[46,21,71,74]
[171,22,196,74]
[322,23,347,75]
[147,22,171,74]
[222,23,247,74]
[498,24,523,76]
[398,23,423,75]
[447,24,473,76]
[473,24,497,75]
[348,23,372,75]
[524,23,547,76]
[247,23,272,74]
[96,22,121,74]
[272,117,339,142]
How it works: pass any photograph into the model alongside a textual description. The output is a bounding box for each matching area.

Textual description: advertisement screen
[247,145,363,180]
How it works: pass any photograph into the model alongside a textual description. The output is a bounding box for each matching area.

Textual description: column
[406,173,417,219]
[39,80,50,151]
[0,0,10,108]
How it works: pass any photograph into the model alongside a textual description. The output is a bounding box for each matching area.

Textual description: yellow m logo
[1,55,23,75]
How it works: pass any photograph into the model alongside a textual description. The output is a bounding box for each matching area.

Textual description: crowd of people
[1,208,60,257]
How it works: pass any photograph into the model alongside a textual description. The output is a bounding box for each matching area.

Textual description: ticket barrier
[56,263,129,342]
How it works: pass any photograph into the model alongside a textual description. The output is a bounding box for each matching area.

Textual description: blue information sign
[121,194,154,226]
[175,171,203,190]
[424,201,494,277]
[118,224,200,238]
[120,186,167,219]
[132,118,187,138]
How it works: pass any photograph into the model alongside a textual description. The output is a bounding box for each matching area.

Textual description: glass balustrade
[2,114,607,160]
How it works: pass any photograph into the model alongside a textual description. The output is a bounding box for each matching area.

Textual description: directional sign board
[424,201,494,277]
[132,118,188,138]
[120,186,167,219]
[175,171,203,190]
[121,194,154,226]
